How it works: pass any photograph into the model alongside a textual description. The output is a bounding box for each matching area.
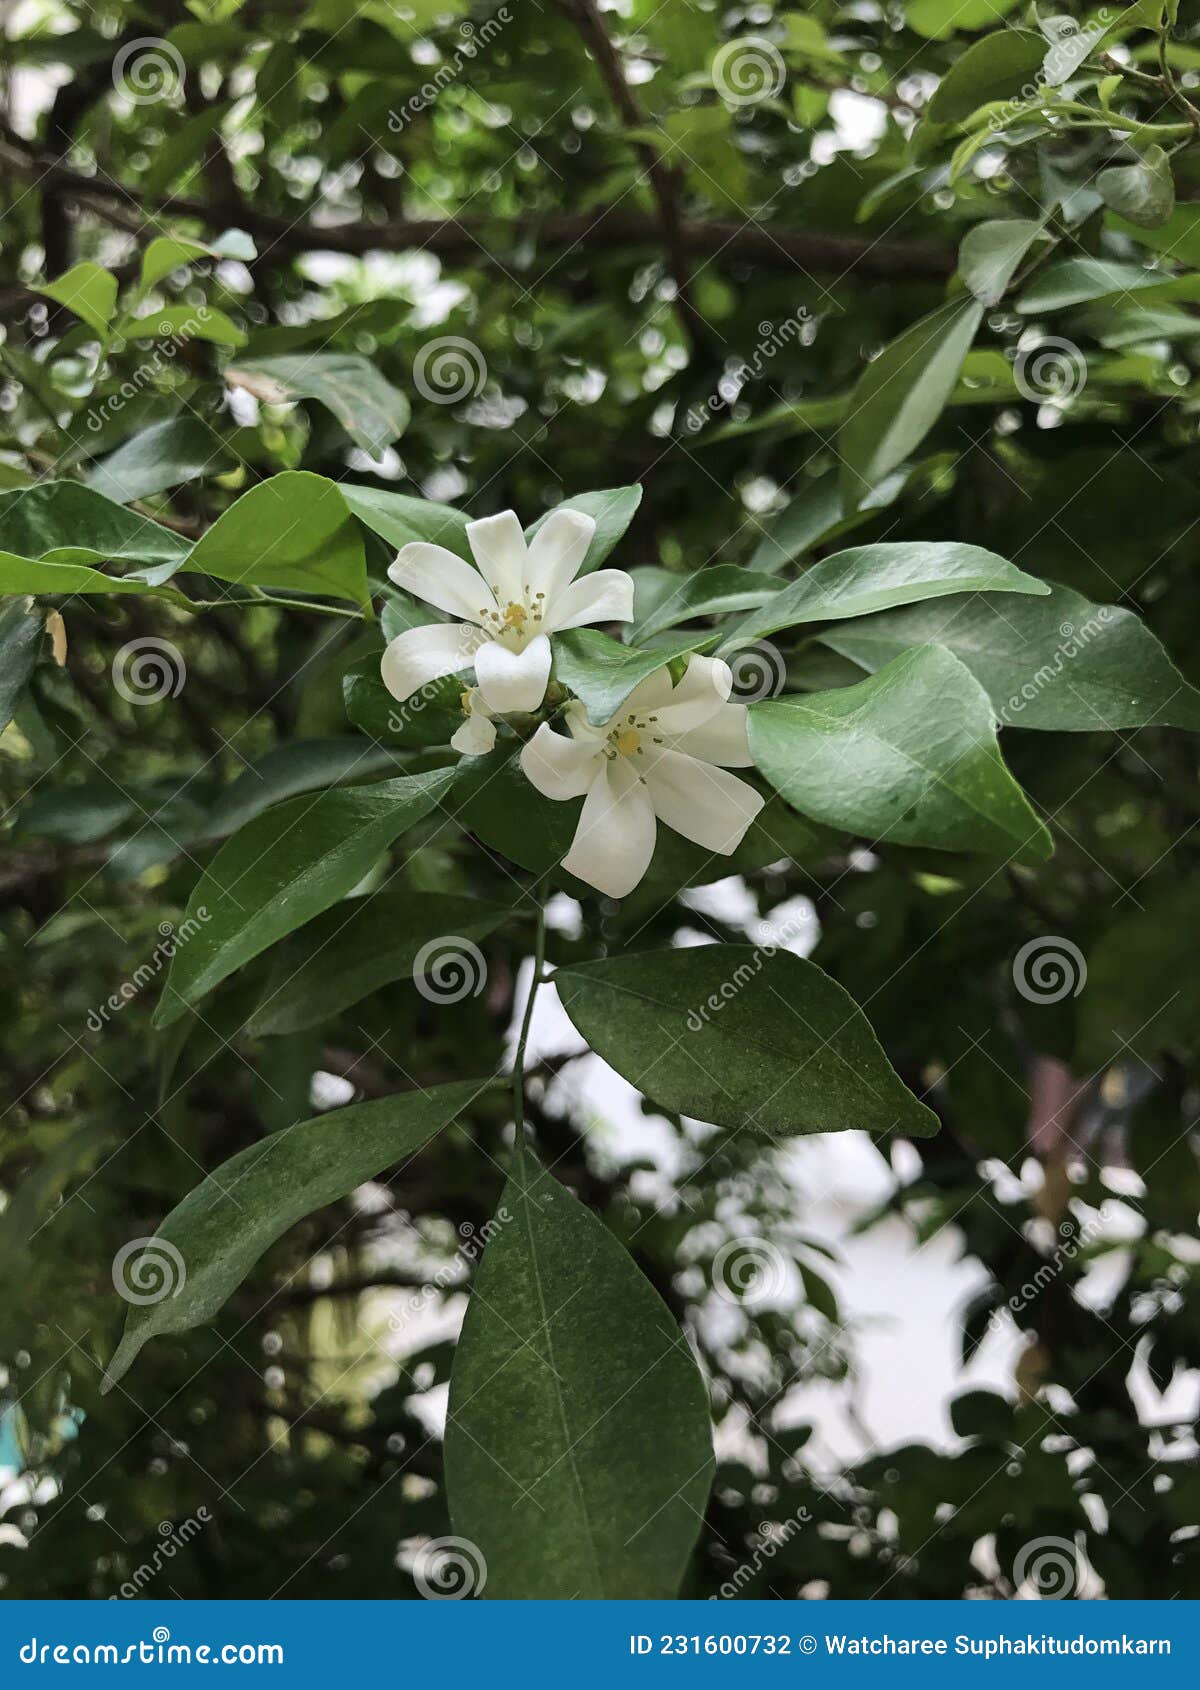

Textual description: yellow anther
[615,727,641,756]
[502,602,528,628]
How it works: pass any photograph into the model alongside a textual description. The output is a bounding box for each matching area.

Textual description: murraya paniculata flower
[520,654,765,898]
[381,508,635,729]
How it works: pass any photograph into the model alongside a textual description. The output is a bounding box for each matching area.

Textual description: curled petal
[669,701,753,768]
[563,756,657,898]
[643,748,764,854]
[521,722,601,800]
[381,623,484,704]
[653,653,734,734]
[466,511,528,605]
[474,632,552,713]
[451,712,497,756]
[526,508,596,600]
[388,544,495,624]
[545,567,636,632]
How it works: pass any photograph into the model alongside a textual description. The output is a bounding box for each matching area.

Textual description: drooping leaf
[926,30,1047,124]
[748,645,1053,864]
[251,890,516,1035]
[748,466,912,571]
[839,298,983,506]
[104,1080,486,1388]
[1097,145,1175,230]
[206,738,407,838]
[445,1141,713,1598]
[959,218,1048,306]
[182,471,369,603]
[820,583,1200,731]
[226,353,410,455]
[724,541,1047,646]
[153,765,455,1026]
[552,627,714,724]
[525,485,642,574]
[0,482,191,597]
[0,598,44,732]
[555,947,938,1138]
[85,416,236,504]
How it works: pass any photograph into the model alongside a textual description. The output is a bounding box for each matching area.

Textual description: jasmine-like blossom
[381,508,634,718]
[520,655,765,898]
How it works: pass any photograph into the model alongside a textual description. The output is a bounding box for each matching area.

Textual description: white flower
[382,508,634,717]
[520,654,765,898]
[450,687,496,756]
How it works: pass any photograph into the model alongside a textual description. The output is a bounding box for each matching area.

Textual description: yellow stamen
[502,602,528,628]
[615,727,641,757]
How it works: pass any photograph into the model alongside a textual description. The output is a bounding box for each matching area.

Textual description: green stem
[511,902,548,1148]
[186,591,365,621]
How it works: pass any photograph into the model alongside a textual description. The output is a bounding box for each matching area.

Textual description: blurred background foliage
[0,0,1198,1598]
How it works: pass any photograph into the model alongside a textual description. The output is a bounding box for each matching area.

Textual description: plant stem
[511,902,548,1148]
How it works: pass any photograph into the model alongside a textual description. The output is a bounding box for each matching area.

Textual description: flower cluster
[381,508,764,897]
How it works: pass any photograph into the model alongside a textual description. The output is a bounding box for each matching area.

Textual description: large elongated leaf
[555,947,937,1138]
[525,484,642,574]
[445,1142,713,1598]
[959,218,1048,306]
[724,541,1047,646]
[820,583,1200,731]
[1015,259,1165,313]
[154,766,454,1026]
[104,1080,486,1389]
[251,890,516,1035]
[926,30,1046,123]
[226,353,410,455]
[0,481,190,567]
[0,599,43,732]
[632,565,779,643]
[86,415,236,504]
[839,297,983,506]
[182,471,369,604]
[748,646,1052,863]
[552,627,714,723]
[749,465,911,572]
[339,483,472,559]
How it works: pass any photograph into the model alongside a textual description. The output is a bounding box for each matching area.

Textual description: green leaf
[0,482,190,597]
[140,108,232,200]
[950,1389,1014,1440]
[135,236,218,295]
[525,485,642,574]
[343,653,462,748]
[748,466,911,571]
[339,483,472,559]
[632,565,779,642]
[819,583,1200,731]
[104,1080,486,1389]
[1015,259,1165,313]
[183,471,369,603]
[555,947,938,1138]
[748,646,1052,864]
[907,0,1022,40]
[36,262,118,336]
[1109,202,1200,266]
[120,303,244,349]
[85,416,236,505]
[207,737,407,838]
[959,218,1048,306]
[1098,145,1175,230]
[552,627,714,724]
[251,890,515,1036]
[445,1142,713,1598]
[153,766,454,1026]
[839,298,983,507]
[724,541,1048,646]
[926,30,1046,124]
[1077,884,1200,1068]
[226,353,410,455]
[0,598,44,732]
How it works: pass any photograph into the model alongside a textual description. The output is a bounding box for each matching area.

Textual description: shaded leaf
[183,471,369,603]
[227,353,410,455]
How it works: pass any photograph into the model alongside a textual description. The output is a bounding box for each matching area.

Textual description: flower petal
[520,722,602,800]
[669,701,753,767]
[474,632,552,713]
[451,712,497,756]
[545,567,635,632]
[564,756,657,898]
[466,511,528,605]
[388,543,495,624]
[653,653,734,734]
[643,747,764,854]
[526,508,596,599]
[381,623,484,704]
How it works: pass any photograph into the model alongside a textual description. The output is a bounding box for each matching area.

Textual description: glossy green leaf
[227,353,410,455]
[632,565,779,642]
[959,218,1047,306]
[207,738,406,838]
[839,298,983,506]
[0,482,190,596]
[445,1141,713,1598]
[555,947,938,1138]
[525,485,642,574]
[183,471,368,603]
[86,416,236,504]
[1098,146,1174,230]
[339,483,471,559]
[748,645,1052,864]
[552,627,714,724]
[748,466,911,571]
[36,262,117,335]
[121,304,244,348]
[1015,259,1165,313]
[0,598,43,732]
[343,653,461,747]
[927,30,1046,124]
[907,0,1021,39]
[820,583,1200,731]
[251,890,516,1036]
[725,541,1047,646]
[153,765,454,1026]
[105,1079,486,1388]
